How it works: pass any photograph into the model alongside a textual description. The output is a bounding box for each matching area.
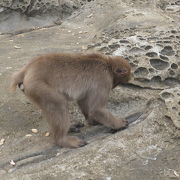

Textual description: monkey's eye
[116,68,127,74]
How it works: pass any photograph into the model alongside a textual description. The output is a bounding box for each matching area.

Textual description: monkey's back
[23,53,113,100]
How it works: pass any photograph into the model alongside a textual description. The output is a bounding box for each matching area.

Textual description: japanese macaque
[10,53,131,148]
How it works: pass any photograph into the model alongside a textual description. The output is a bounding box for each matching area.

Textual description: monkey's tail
[10,66,27,92]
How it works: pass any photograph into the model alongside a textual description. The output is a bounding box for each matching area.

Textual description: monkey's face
[111,56,131,88]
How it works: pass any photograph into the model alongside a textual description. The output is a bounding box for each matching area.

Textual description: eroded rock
[0,0,82,15]
[160,87,180,128]
[160,46,175,56]
[0,0,84,33]
[88,29,180,89]
[150,59,169,70]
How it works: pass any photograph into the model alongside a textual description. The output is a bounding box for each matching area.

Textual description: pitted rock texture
[0,0,83,15]
[0,0,90,34]
[0,0,180,179]
[157,0,180,15]
[160,87,180,128]
[88,29,180,89]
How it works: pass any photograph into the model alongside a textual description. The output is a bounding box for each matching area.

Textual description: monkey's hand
[113,119,129,130]
[109,119,128,133]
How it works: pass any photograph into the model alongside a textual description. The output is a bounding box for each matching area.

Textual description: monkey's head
[109,56,131,88]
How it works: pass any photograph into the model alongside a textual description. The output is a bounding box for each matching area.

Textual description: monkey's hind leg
[25,82,87,148]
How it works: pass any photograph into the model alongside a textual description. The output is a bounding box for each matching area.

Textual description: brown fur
[10,53,131,148]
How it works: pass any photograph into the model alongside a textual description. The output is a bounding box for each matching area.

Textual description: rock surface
[0,0,179,179]
[0,0,82,15]
[0,0,84,33]
[160,87,180,128]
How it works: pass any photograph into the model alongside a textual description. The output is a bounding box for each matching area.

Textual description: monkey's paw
[114,119,129,130]
[109,119,128,133]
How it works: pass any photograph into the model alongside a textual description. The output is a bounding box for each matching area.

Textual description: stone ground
[0,0,179,179]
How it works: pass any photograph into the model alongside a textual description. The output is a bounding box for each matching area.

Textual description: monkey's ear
[115,68,128,75]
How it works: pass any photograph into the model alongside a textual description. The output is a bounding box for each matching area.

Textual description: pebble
[0,138,5,146]
[6,67,12,70]
[19,83,24,91]
[56,152,61,156]
[25,134,32,137]
[45,132,50,137]
[31,129,38,133]
[87,14,93,18]
[18,34,24,37]
[9,160,15,166]
[173,170,179,177]
[82,46,87,50]
[14,45,21,49]
[106,177,112,180]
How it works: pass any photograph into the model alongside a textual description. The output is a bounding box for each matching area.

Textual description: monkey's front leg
[89,108,128,130]
[78,99,99,126]
[78,89,128,129]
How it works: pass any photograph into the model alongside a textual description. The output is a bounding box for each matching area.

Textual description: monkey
[10,53,131,148]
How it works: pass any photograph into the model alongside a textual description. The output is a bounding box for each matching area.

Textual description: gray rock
[160,87,180,128]
[0,0,82,15]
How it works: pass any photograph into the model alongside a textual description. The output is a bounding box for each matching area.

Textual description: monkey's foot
[58,136,87,148]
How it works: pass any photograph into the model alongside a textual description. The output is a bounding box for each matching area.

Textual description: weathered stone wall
[0,0,84,16]
[0,0,90,34]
